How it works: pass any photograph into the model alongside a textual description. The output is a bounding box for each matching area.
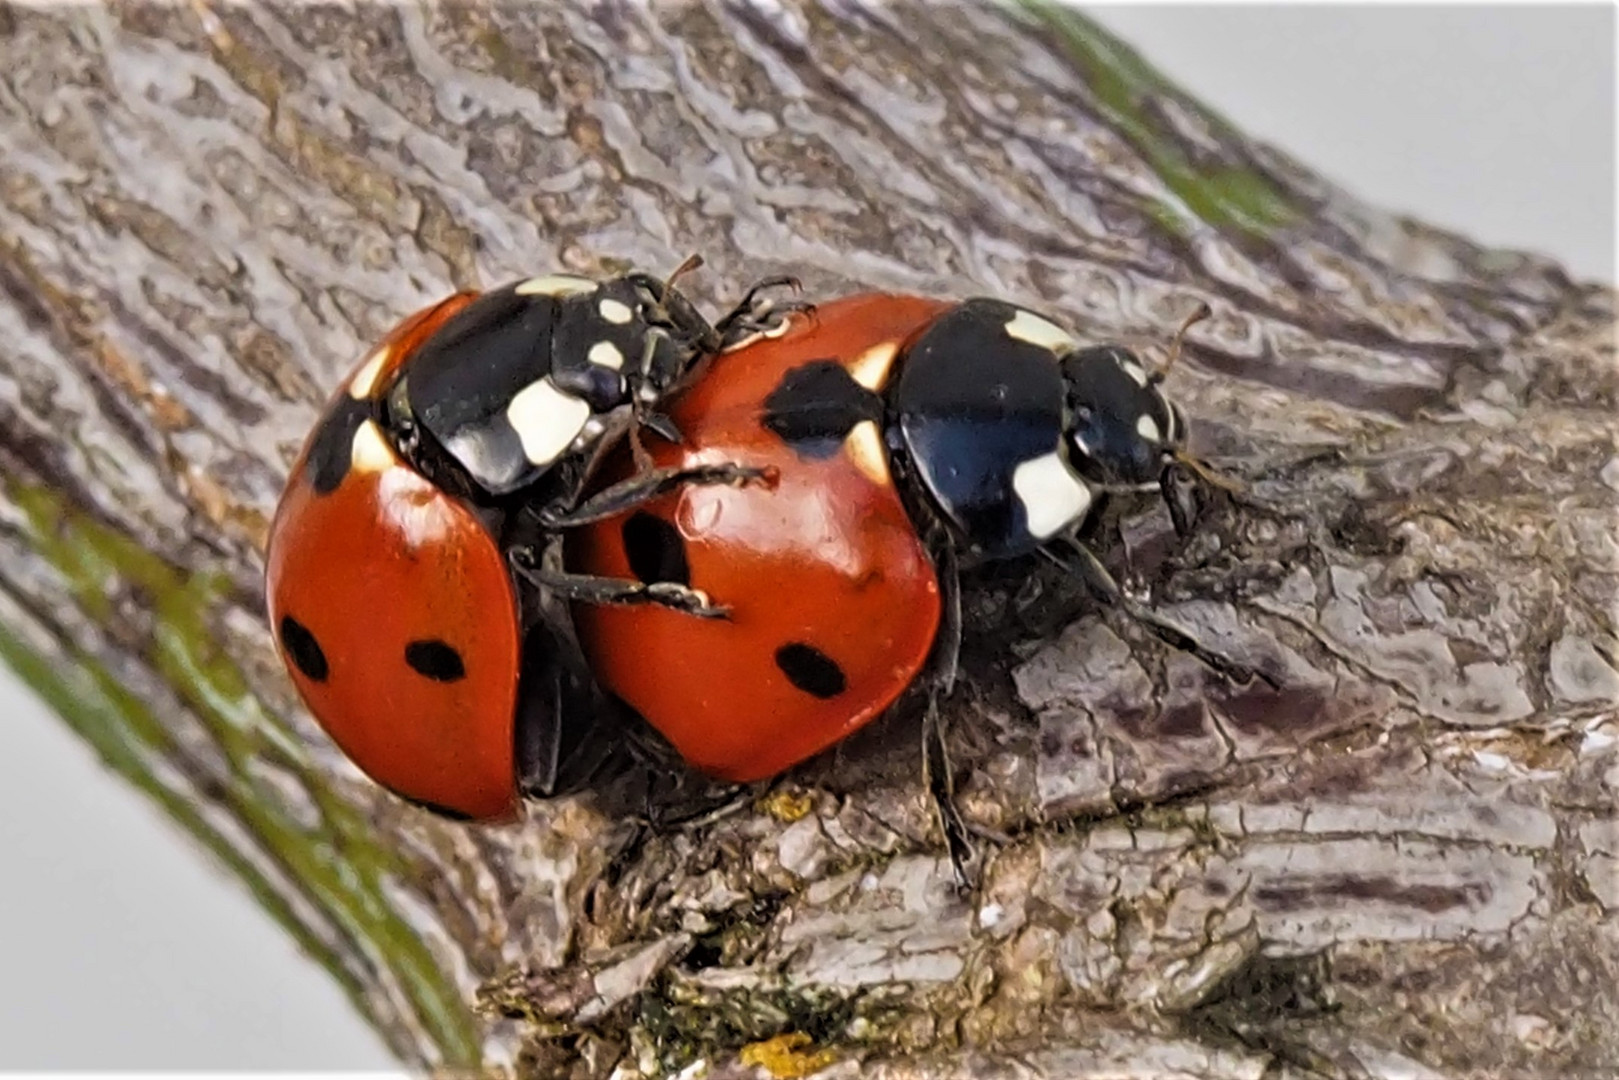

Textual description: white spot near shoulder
[588,340,625,370]
[347,345,391,400]
[507,378,592,466]
[598,297,634,324]
[843,420,890,484]
[377,466,456,548]
[847,340,901,391]
[349,419,399,474]
[1136,414,1161,442]
[1004,309,1076,353]
[1012,451,1092,540]
[1121,359,1150,387]
[515,274,599,298]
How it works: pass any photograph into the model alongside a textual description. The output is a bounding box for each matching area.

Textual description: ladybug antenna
[1152,301,1212,385]
[663,253,705,296]
[1172,448,1245,495]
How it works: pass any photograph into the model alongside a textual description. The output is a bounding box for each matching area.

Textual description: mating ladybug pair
[265,262,1212,823]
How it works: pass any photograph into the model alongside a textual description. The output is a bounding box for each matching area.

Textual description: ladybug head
[1059,303,1207,492]
[626,257,724,405]
[1059,344,1186,488]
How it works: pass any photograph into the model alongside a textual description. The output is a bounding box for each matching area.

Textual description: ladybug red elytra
[265,264,791,820]
[566,291,1219,785]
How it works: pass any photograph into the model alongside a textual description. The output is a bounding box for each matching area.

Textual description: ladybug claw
[511,560,732,621]
[715,274,812,350]
[646,582,731,620]
[640,410,684,446]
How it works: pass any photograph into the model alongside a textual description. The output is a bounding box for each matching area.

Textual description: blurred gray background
[0,5,1612,1068]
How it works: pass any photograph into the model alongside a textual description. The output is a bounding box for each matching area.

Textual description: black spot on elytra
[762,359,882,459]
[304,396,372,495]
[622,512,690,586]
[279,616,329,682]
[775,642,846,699]
[405,639,467,682]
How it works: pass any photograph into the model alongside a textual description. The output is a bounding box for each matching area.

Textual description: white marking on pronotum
[347,345,391,400]
[1012,451,1093,539]
[1004,309,1076,353]
[349,419,399,474]
[588,340,625,370]
[514,274,599,297]
[507,378,592,466]
[1121,359,1150,387]
[598,298,634,324]
[1136,414,1161,442]
[843,420,890,484]
[847,341,901,391]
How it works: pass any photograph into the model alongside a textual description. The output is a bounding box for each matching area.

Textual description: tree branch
[1,2,1612,1075]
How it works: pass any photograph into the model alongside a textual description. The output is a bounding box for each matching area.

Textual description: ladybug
[265,264,790,820]
[565,292,1218,785]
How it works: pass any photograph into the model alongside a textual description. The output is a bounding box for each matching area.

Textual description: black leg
[1047,540,1275,688]
[511,553,731,619]
[1163,465,1200,538]
[537,462,773,530]
[616,716,758,830]
[922,692,975,893]
[621,332,683,470]
[916,531,974,890]
[929,534,963,696]
[715,276,811,350]
[637,409,684,446]
[716,274,800,326]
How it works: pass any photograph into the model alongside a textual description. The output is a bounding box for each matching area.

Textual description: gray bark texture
[1,2,1615,1077]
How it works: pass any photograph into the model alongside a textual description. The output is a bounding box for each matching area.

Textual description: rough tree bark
[1,2,1614,1076]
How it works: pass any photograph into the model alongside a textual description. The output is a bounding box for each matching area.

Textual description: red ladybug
[565,292,1212,784]
[265,267,784,820]
[566,294,950,781]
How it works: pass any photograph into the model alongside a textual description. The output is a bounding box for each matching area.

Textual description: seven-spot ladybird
[565,293,951,781]
[565,292,1214,784]
[265,265,786,820]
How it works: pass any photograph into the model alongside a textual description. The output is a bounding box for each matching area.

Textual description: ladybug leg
[1161,464,1201,538]
[932,536,963,694]
[636,409,684,447]
[537,462,774,530]
[923,693,976,893]
[717,274,801,326]
[715,276,813,351]
[916,533,977,891]
[1045,540,1277,688]
[510,551,732,619]
[627,416,658,476]
[590,712,755,833]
